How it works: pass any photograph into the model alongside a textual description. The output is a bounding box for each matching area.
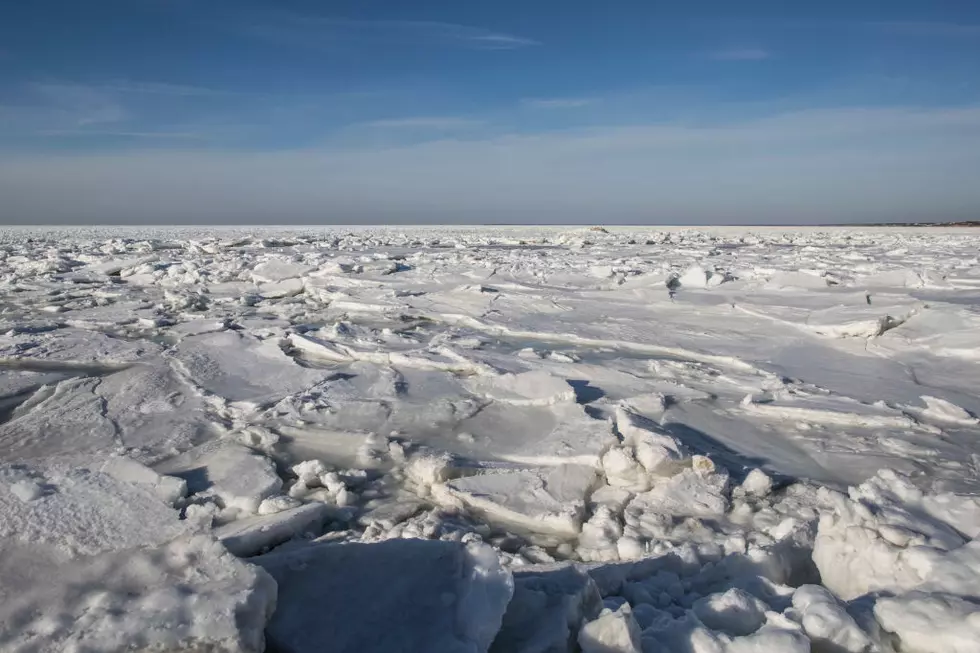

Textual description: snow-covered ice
[2,224,980,651]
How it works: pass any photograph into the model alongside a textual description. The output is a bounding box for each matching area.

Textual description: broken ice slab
[439,464,598,537]
[173,330,330,405]
[254,538,513,653]
[155,439,282,513]
[215,502,333,557]
[0,535,275,653]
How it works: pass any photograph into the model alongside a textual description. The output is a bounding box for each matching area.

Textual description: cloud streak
[235,13,539,51]
[362,117,486,129]
[872,21,980,37]
[29,83,128,126]
[37,129,206,140]
[706,48,771,61]
[522,97,597,109]
[99,81,231,97]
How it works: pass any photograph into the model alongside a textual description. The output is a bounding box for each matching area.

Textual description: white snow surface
[2,225,980,652]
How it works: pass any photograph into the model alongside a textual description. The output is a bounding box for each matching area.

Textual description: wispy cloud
[37,129,206,140]
[30,83,128,125]
[706,48,771,61]
[463,33,539,50]
[99,80,230,97]
[362,116,486,129]
[2,81,235,143]
[235,13,539,51]
[873,21,980,37]
[522,97,597,109]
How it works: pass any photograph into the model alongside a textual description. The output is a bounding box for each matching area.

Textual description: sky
[1,1,979,225]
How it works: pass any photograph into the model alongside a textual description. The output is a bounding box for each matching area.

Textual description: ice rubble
[2,226,980,652]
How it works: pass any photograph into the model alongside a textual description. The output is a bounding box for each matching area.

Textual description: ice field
[2,225,980,652]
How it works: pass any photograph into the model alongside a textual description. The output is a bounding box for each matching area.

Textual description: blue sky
[1,0,979,224]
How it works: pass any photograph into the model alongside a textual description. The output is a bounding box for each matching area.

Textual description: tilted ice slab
[739,392,924,430]
[734,295,921,339]
[287,331,496,375]
[491,564,603,653]
[0,359,211,463]
[0,376,124,460]
[215,502,333,557]
[255,538,513,653]
[456,400,616,467]
[250,257,315,283]
[155,439,283,514]
[439,464,599,537]
[463,370,577,406]
[174,330,330,405]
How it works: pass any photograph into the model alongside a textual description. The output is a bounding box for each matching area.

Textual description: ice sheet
[3,225,980,652]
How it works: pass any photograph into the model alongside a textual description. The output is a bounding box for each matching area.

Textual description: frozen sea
[2,225,980,652]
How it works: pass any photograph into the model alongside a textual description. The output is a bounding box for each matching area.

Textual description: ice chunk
[765,270,829,290]
[255,538,513,653]
[464,370,577,407]
[918,395,978,426]
[156,440,283,513]
[724,624,811,653]
[0,327,153,366]
[251,258,314,283]
[9,478,43,502]
[579,505,626,562]
[174,330,329,404]
[0,535,276,653]
[258,277,305,299]
[578,604,642,653]
[813,469,980,600]
[601,446,649,491]
[215,503,332,557]
[291,459,330,486]
[172,318,229,337]
[614,406,687,477]
[80,255,158,277]
[874,591,980,653]
[738,468,773,498]
[628,465,729,521]
[491,564,602,653]
[258,494,303,515]
[692,588,768,637]
[441,464,598,536]
[675,265,710,289]
[100,457,187,507]
[456,400,616,467]
[791,584,871,653]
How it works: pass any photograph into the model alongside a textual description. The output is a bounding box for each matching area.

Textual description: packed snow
[2,224,980,652]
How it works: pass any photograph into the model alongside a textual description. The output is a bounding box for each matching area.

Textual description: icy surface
[2,225,980,651]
